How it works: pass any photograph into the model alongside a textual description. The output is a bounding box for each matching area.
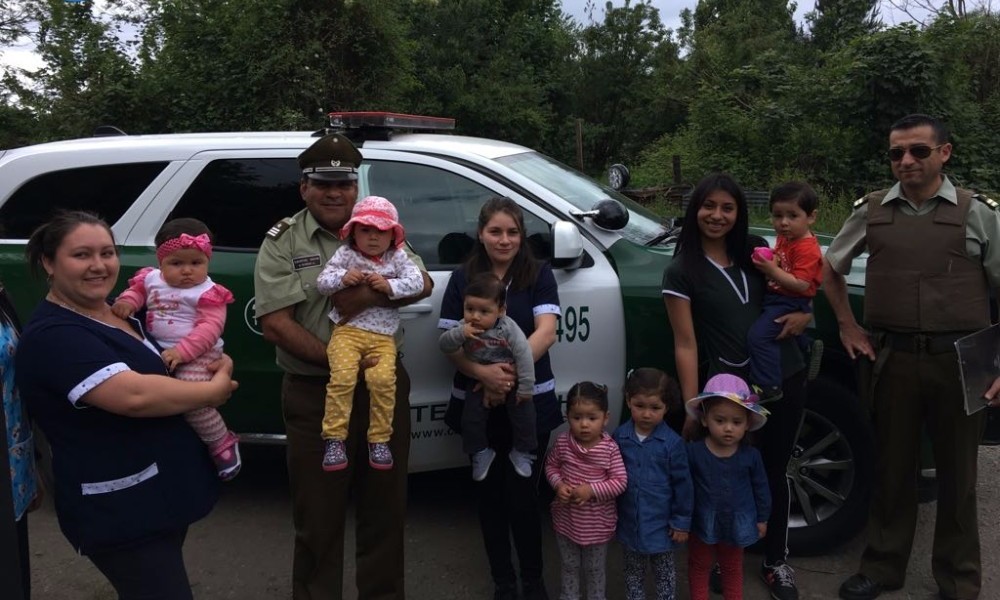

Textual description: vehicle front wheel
[786,377,875,556]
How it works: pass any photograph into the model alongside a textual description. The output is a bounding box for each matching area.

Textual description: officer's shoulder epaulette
[973,193,999,210]
[852,196,868,210]
[265,217,296,241]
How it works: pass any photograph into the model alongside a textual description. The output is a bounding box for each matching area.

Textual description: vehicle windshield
[496,151,674,246]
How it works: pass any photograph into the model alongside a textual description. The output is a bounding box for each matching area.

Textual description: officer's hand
[332,285,378,324]
[839,322,875,361]
[983,376,1000,407]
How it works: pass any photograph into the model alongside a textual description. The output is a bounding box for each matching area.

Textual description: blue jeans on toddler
[748,294,811,389]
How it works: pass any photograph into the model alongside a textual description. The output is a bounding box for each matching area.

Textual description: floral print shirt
[2,305,37,521]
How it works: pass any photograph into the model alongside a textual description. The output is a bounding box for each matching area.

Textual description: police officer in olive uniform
[253,134,431,600]
[823,114,1000,600]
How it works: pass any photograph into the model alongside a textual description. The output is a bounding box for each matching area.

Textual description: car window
[0,162,168,238]
[362,160,552,268]
[169,158,303,250]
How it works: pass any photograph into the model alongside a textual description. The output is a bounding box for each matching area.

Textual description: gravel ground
[24,445,1000,599]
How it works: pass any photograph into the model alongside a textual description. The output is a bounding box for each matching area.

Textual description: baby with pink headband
[112,218,240,480]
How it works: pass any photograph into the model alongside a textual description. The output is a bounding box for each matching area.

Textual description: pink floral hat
[685,373,770,431]
[339,195,406,249]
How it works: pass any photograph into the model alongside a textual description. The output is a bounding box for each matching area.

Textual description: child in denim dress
[613,368,693,600]
[685,374,772,600]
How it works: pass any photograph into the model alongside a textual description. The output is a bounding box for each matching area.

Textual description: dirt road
[26,445,1000,599]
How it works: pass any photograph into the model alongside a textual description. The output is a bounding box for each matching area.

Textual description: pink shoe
[211,431,241,481]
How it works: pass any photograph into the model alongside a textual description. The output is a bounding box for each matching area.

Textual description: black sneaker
[760,561,799,600]
[709,562,722,594]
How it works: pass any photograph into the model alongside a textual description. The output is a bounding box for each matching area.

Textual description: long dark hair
[675,173,751,279]
[0,287,21,332]
[463,197,539,291]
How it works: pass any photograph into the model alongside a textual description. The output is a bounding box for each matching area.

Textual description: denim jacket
[613,421,693,554]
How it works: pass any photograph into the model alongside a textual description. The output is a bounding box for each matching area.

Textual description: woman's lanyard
[706,256,750,305]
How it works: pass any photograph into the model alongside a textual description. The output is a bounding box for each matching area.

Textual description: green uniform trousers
[860,346,984,599]
[282,364,410,600]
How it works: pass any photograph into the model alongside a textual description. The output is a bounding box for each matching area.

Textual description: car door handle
[399,303,434,317]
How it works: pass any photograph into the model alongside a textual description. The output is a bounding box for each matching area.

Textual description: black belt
[878,331,971,355]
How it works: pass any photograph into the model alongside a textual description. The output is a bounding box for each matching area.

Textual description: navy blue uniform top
[15,301,218,554]
[439,263,563,434]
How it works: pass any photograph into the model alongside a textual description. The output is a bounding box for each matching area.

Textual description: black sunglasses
[887,144,943,162]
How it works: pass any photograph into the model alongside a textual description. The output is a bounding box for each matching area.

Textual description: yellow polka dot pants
[322,325,397,443]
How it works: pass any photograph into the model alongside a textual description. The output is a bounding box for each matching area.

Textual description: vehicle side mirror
[571,199,629,231]
[551,221,584,270]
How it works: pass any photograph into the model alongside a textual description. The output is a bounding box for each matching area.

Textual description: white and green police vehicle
[1,112,967,554]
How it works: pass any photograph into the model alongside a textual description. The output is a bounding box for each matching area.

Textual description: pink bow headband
[156,233,213,262]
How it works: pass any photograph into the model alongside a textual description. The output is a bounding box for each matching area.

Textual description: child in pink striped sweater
[545,381,628,599]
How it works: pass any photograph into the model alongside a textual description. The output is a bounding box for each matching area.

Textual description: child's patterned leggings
[177,347,229,449]
[622,548,677,600]
[687,535,743,600]
[555,534,608,599]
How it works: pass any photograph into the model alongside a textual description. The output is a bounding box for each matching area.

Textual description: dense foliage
[2,0,998,200]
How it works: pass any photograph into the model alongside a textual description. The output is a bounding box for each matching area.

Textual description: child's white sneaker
[471,448,496,481]
[508,449,534,478]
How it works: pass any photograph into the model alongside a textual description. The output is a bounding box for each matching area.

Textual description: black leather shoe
[838,574,883,600]
[493,583,516,600]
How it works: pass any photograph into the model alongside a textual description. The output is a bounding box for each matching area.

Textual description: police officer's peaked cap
[298,134,362,182]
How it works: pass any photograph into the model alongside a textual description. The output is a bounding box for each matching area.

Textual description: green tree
[8,0,140,140]
[400,0,574,154]
[806,0,881,51]
[129,0,416,132]
[566,0,684,174]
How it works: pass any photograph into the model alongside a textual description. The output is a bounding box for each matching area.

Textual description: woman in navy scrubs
[15,211,237,600]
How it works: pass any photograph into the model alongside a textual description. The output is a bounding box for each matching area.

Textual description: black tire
[787,377,875,556]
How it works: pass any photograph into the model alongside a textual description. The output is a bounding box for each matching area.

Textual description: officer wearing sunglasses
[822,113,1000,600]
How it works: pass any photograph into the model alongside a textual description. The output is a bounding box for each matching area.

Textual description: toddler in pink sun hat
[315,196,424,472]
[684,373,772,600]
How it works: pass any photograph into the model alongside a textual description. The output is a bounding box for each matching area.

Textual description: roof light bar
[328,111,456,131]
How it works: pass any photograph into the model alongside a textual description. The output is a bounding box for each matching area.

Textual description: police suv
[0,112,895,554]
